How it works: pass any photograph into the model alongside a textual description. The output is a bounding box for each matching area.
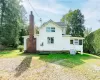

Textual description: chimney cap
[31,11,33,15]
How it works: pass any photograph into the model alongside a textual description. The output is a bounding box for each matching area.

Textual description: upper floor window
[51,27,55,32]
[46,27,55,32]
[46,27,50,32]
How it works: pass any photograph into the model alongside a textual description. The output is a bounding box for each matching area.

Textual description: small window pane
[46,27,50,32]
[47,37,51,43]
[51,37,54,43]
[74,39,79,45]
[79,40,82,45]
[51,27,55,32]
[70,40,73,44]
[47,37,54,44]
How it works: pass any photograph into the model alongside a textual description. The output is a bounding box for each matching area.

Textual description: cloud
[31,0,69,14]
[82,0,100,31]
[21,0,69,26]
[21,0,100,31]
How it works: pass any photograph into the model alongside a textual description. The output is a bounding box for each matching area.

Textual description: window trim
[47,37,54,44]
[46,27,55,32]
[51,27,55,32]
[46,27,51,32]
[79,40,82,45]
[70,39,83,45]
[74,39,79,45]
[70,40,73,44]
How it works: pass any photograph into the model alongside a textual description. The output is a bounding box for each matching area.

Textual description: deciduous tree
[0,0,26,47]
[61,9,85,37]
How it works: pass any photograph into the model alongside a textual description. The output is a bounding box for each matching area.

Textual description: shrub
[18,45,24,52]
[84,29,100,55]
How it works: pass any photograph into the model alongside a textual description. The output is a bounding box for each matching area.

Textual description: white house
[23,20,84,54]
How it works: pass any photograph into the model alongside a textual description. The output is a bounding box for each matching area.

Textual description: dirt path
[0,56,100,80]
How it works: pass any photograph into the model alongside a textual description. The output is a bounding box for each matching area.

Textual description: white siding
[23,22,84,54]
[23,36,28,50]
[37,23,62,51]
[62,27,66,35]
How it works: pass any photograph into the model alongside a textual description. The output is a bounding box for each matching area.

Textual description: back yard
[0,50,100,80]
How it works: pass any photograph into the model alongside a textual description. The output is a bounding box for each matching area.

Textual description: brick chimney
[29,11,34,37]
[26,11,36,53]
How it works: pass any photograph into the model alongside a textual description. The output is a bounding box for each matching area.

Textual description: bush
[84,29,100,55]
[18,45,24,52]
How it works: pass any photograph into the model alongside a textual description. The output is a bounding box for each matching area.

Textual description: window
[70,40,73,44]
[47,37,54,44]
[74,39,79,45]
[46,27,50,32]
[70,39,82,45]
[51,27,55,32]
[46,27,55,32]
[79,40,82,45]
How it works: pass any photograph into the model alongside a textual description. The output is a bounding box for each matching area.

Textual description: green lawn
[0,50,100,80]
[0,50,22,58]
[0,49,100,68]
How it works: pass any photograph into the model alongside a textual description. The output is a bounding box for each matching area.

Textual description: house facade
[23,20,84,54]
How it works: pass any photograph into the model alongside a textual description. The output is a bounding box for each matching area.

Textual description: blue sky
[21,0,100,31]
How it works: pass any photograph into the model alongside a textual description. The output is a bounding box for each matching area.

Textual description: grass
[0,50,22,58]
[0,50,100,80]
[38,53,100,68]
[0,49,100,68]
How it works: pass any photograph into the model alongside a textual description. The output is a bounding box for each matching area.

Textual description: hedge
[84,29,100,55]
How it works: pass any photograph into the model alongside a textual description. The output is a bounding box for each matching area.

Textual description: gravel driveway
[0,56,100,80]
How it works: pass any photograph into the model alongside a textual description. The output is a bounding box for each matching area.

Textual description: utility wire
[27,0,42,25]
[27,0,40,18]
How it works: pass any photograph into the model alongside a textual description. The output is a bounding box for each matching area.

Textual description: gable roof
[40,19,67,29]
[39,19,63,29]
[55,22,66,27]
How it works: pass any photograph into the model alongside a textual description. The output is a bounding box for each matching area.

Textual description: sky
[21,0,100,31]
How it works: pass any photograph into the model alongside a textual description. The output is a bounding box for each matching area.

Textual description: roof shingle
[55,22,66,27]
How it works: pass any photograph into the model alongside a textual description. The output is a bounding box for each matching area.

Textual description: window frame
[46,27,51,32]
[47,37,54,44]
[79,40,82,45]
[74,39,79,45]
[70,39,83,45]
[70,40,73,44]
[46,27,55,32]
[51,27,55,32]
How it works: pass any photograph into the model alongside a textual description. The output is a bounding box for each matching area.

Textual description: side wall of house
[23,22,83,54]
[37,22,62,51]
[37,23,72,51]
[23,36,28,51]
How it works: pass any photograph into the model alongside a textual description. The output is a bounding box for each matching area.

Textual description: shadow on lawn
[20,53,100,68]
[14,56,32,77]
[38,53,99,68]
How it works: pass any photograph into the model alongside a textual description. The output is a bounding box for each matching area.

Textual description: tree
[0,0,26,48]
[84,28,92,37]
[84,29,100,55]
[61,9,85,37]
[19,25,28,45]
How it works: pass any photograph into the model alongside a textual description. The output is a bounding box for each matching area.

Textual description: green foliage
[0,50,22,58]
[84,28,92,37]
[39,53,99,68]
[19,27,28,45]
[0,0,26,48]
[84,29,100,55]
[61,9,85,37]
[18,45,24,52]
